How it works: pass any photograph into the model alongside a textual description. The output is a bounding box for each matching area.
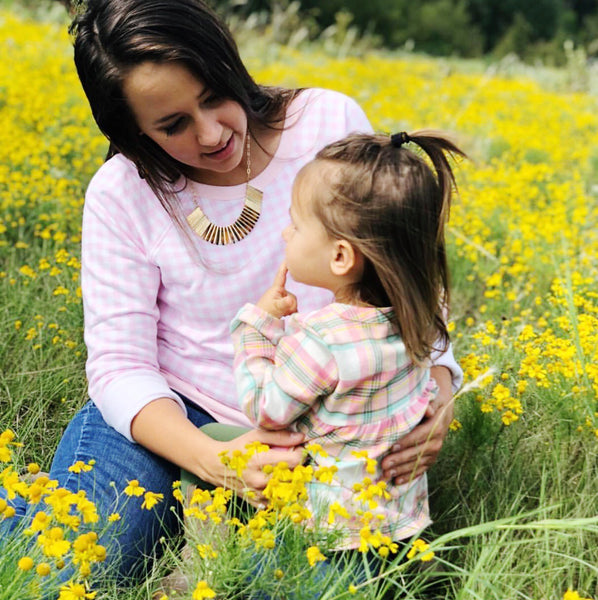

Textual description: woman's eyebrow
[154,112,181,125]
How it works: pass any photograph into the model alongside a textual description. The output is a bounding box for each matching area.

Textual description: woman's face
[123,61,248,185]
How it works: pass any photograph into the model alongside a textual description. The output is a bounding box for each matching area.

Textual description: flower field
[0,8,596,600]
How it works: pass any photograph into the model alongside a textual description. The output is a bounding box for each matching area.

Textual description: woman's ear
[330,240,362,278]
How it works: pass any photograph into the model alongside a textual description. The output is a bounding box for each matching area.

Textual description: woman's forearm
[130,397,306,493]
[130,397,225,483]
[430,365,454,424]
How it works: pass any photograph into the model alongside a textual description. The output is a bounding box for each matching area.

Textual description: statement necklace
[186,133,263,245]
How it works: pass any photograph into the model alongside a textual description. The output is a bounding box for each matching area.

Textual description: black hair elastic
[390,131,410,148]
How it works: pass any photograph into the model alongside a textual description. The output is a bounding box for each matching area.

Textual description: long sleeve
[231,304,339,429]
[82,161,186,441]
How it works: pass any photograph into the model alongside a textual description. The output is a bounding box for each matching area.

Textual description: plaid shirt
[231,302,437,545]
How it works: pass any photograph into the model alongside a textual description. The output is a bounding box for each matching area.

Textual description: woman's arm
[82,164,189,440]
[130,397,305,497]
[379,366,454,484]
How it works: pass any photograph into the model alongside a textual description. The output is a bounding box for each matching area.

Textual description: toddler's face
[282,167,336,291]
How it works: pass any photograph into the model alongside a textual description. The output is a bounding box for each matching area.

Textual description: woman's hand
[256,262,297,319]
[380,366,454,485]
[131,398,305,506]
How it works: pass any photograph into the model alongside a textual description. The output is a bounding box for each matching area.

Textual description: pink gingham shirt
[82,88,462,442]
[231,302,437,544]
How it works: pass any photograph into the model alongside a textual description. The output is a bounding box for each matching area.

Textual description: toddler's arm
[230,305,338,430]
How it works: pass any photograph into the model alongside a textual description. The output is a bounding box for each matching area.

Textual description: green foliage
[493,13,536,60]
[211,0,598,63]
[397,0,484,57]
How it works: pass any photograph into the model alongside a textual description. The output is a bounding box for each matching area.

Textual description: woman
[45,0,462,579]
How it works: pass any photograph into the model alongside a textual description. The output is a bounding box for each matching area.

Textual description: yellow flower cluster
[406,538,435,562]
[0,429,22,462]
[219,440,270,478]
[1,429,166,597]
[1,433,105,592]
[0,12,103,363]
[175,442,433,596]
[192,580,216,600]
[217,445,405,558]
[182,485,233,525]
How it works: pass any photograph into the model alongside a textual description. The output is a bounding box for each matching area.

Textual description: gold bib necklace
[186,133,263,245]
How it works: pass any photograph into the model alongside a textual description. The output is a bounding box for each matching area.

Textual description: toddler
[231,131,465,550]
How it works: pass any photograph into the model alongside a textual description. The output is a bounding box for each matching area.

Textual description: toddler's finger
[286,292,298,314]
[273,261,288,288]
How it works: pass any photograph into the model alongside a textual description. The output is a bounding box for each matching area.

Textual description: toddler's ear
[330,240,362,279]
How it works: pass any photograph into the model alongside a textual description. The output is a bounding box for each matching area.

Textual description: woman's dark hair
[70,0,298,215]
[307,131,466,364]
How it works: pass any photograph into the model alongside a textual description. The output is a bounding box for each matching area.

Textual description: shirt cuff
[430,342,463,392]
[230,303,286,343]
[93,373,188,442]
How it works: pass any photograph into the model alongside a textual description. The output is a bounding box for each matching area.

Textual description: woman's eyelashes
[202,93,221,106]
[161,96,223,137]
[163,117,185,136]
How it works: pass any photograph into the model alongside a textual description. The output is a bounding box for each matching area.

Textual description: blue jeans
[1,397,216,582]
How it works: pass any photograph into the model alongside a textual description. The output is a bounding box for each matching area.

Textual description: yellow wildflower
[327,501,351,525]
[305,442,328,457]
[142,491,164,510]
[563,590,593,600]
[306,545,326,567]
[36,562,52,577]
[124,479,146,497]
[29,510,52,533]
[17,556,34,571]
[351,450,378,475]
[197,544,218,559]
[192,580,216,600]
[314,465,338,484]
[38,526,71,558]
[68,460,93,474]
[58,582,97,600]
[407,538,435,562]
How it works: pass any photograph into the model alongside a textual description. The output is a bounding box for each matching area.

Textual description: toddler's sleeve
[231,306,338,429]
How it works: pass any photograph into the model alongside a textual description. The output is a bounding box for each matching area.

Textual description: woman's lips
[204,135,234,161]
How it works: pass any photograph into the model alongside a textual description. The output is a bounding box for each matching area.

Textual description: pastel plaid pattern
[231,302,437,544]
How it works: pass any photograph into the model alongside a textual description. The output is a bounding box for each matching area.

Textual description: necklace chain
[186,132,263,245]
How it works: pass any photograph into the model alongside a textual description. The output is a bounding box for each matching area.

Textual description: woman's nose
[194,113,223,147]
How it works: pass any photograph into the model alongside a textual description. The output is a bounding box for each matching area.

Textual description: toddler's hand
[256,262,298,319]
